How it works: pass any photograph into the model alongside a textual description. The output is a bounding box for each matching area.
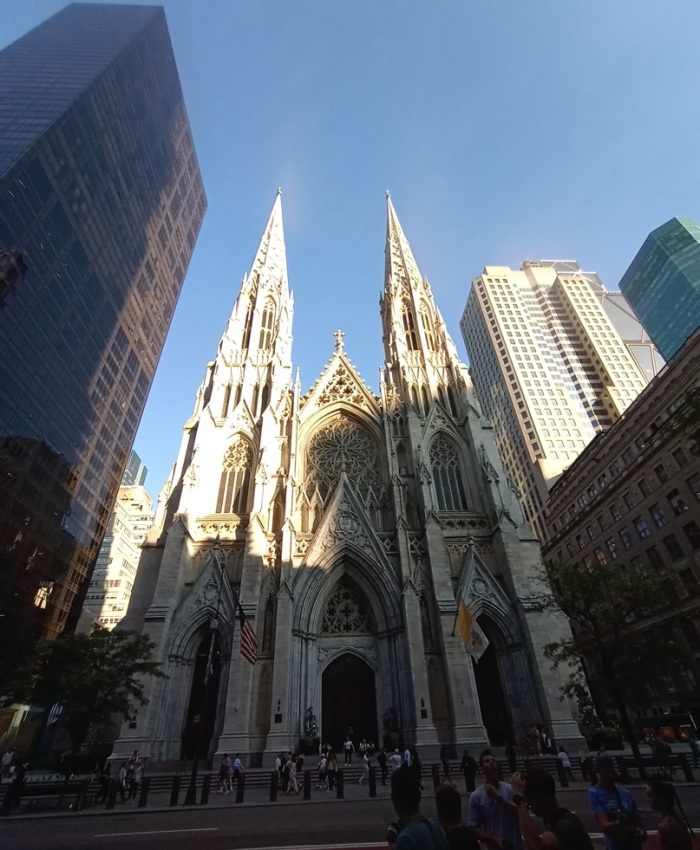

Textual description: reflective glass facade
[0,4,206,681]
[619,218,700,360]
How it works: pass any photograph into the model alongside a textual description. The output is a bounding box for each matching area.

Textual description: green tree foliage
[2,627,164,755]
[542,560,687,758]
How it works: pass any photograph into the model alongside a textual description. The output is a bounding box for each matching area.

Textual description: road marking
[95,827,219,838]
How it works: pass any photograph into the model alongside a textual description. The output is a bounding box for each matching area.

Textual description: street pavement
[3,785,700,850]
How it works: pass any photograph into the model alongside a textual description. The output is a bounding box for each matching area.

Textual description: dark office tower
[0,4,206,682]
[619,217,700,360]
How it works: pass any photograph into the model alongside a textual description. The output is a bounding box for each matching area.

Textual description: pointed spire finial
[385,190,391,199]
[276,187,283,197]
[333,329,345,351]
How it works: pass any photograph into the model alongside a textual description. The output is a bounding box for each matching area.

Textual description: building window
[258,298,275,350]
[649,503,668,528]
[672,447,690,469]
[221,384,231,418]
[663,533,685,562]
[687,473,700,501]
[621,448,634,466]
[594,547,607,566]
[619,527,633,550]
[576,534,585,551]
[402,304,419,351]
[586,523,596,541]
[419,305,435,350]
[598,473,608,489]
[637,478,651,498]
[606,537,619,560]
[646,545,665,570]
[634,516,651,539]
[430,436,468,511]
[216,436,253,513]
[654,462,670,483]
[241,299,253,350]
[583,555,594,569]
[610,503,621,521]
[623,492,636,511]
[609,461,622,477]
[667,489,688,516]
[566,542,574,557]
[682,521,700,550]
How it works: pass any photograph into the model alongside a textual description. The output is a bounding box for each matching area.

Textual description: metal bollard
[431,764,441,789]
[169,775,181,807]
[200,774,211,806]
[303,769,311,800]
[106,779,118,810]
[236,772,245,803]
[336,769,344,799]
[368,766,377,798]
[138,777,150,808]
[269,770,278,802]
[679,755,694,782]
[556,762,569,788]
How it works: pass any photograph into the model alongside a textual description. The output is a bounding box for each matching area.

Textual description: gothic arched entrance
[322,653,378,753]
[473,627,512,746]
[181,632,222,760]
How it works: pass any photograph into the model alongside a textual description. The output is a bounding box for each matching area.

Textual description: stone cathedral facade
[113,194,583,766]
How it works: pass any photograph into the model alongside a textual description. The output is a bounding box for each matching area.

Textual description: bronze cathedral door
[322,653,378,753]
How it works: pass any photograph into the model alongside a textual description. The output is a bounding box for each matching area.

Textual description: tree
[542,560,688,761]
[2,627,164,758]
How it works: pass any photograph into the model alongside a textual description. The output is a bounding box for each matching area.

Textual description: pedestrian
[326,751,337,791]
[557,747,575,783]
[646,779,694,850]
[411,748,423,790]
[216,753,232,794]
[390,765,449,850]
[359,750,370,785]
[688,737,700,769]
[287,754,299,795]
[378,748,389,785]
[99,762,112,802]
[1,747,15,781]
[588,755,645,850]
[512,768,594,850]
[128,757,143,801]
[390,748,403,773]
[317,752,327,789]
[232,753,243,790]
[117,761,128,803]
[436,782,479,850]
[466,750,522,850]
[461,749,477,793]
[344,736,354,766]
[404,745,412,766]
[440,745,451,780]
[505,743,518,775]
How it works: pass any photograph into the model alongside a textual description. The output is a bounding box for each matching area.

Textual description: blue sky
[5,1,700,494]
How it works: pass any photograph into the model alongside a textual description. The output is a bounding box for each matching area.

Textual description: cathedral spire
[244,189,289,301]
[385,194,424,294]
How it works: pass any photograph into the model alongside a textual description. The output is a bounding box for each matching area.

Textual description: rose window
[321,581,374,634]
[306,414,378,493]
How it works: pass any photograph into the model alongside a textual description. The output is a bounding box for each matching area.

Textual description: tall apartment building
[0,5,206,682]
[461,260,649,540]
[85,485,154,630]
[619,217,700,361]
[541,330,700,720]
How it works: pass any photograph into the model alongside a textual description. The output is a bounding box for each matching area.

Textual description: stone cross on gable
[333,329,345,351]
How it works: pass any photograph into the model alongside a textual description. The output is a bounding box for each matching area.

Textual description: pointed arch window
[233,383,242,408]
[419,305,435,350]
[402,303,418,351]
[258,298,275,350]
[216,436,253,513]
[260,381,270,413]
[221,384,231,419]
[241,300,253,351]
[429,435,468,511]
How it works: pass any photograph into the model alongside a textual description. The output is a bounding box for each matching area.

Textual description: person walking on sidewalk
[359,750,370,785]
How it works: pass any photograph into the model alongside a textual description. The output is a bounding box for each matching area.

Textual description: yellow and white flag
[457,601,490,662]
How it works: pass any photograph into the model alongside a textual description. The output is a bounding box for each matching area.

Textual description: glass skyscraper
[0,4,206,682]
[619,217,700,360]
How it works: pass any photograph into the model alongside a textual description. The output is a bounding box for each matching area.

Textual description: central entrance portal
[322,653,378,753]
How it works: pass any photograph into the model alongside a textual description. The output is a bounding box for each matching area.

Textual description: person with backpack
[512,768,594,850]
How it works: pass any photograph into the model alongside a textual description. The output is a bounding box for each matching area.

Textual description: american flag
[238,605,259,665]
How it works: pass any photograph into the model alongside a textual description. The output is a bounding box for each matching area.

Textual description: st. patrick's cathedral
[113,194,583,766]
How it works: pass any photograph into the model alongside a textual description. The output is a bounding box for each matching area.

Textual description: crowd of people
[384,751,695,850]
